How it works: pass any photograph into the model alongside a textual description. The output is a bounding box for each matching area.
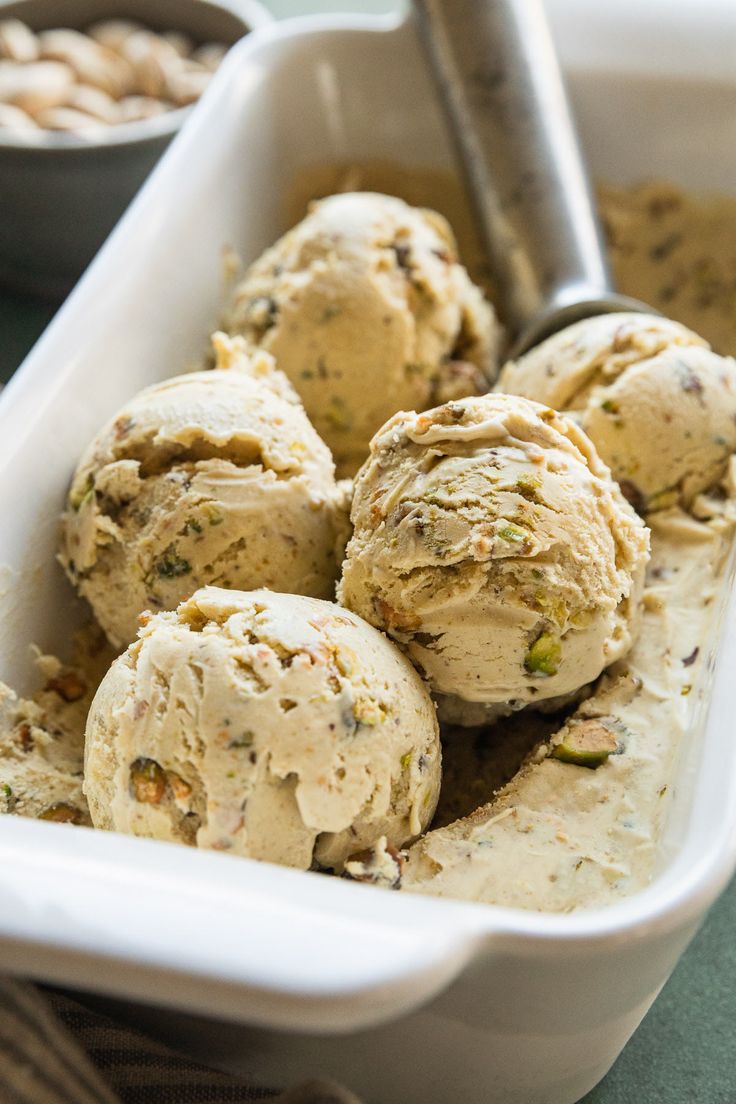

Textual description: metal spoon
[411,0,651,356]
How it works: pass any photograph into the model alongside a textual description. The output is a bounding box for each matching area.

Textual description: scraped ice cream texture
[1,658,91,825]
[59,335,349,648]
[339,394,650,724]
[498,312,736,512]
[84,587,441,870]
[5,174,736,916]
[0,624,115,827]
[398,490,736,910]
[223,192,501,475]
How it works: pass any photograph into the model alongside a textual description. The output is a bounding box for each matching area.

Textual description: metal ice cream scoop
[411,0,651,356]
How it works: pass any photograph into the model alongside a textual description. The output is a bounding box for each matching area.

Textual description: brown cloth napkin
[0,979,362,1104]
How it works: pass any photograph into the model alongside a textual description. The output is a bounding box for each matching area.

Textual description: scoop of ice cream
[60,336,348,648]
[84,587,441,870]
[223,192,501,475]
[497,313,704,408]
[338,394,650,724]
[498,312,736,512]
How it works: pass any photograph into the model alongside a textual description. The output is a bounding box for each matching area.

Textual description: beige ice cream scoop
[498,312,736,513]
[223,192,501,476]
[339,393,649,725]
[60,336,349,648]
[83,587,441,870]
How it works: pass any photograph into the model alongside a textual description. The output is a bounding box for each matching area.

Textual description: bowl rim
[0,0,273,152]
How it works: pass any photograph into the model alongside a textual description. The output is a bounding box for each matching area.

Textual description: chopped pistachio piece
[524,631,561,677]
[515,473,542,501]
[534,590,567,628]
[206,507,224,526]
[68,475,94,512]
[498,523,527,543]
[228,731,254,749]
[155,552,191,579]
[129,757,167,804]
[352,696,386,726]
[38,802,83,824]
[551,719,621,768]
[166,770,192,800]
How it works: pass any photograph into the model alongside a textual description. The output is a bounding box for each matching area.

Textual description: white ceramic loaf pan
[2,2,736,1102]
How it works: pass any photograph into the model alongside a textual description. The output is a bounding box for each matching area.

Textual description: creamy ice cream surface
[600,180,736,357]
[60,336,349,648]
[499,312,736,512]
[400,486,736,910]
[84,587,441,870]
[339,394,650,723]
[6,173,736,919]
[223,192,501,475]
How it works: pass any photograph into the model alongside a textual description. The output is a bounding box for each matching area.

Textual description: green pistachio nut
[129,757,167,804]
[551,719,621,768]
[524,631,561,677]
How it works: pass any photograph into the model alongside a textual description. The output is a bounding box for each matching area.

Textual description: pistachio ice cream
[224,192,501,475]
[0,629,113,827]
[84,587,441,870]
[60,336,349,648]
[399,490,736,910]
[339,394,650,724]
[0,670,90,826]
[499,312,736,512]
[6,174,736,920]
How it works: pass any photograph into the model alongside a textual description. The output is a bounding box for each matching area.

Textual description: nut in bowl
[0,0,271,296]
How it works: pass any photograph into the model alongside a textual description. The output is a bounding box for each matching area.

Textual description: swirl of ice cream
[338,394,650,725]
[498,312,736,512]
[60,335,349,648]
[223,192,502,476]
[83,587,441,870]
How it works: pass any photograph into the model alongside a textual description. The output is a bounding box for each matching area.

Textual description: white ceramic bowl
[0,0,272,296]
[1,3,736,1102]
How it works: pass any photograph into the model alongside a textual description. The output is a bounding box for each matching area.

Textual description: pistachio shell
[0,101,38,130]
[0,19,39,63]
[86,19,144,51]
[34,105,106,133]
[64,82,118,123]
[0,59,75,114]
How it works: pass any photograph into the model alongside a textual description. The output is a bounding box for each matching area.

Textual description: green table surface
[1,2,734,1101]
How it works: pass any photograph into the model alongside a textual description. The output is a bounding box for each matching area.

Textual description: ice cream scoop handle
[411,0,644,351]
